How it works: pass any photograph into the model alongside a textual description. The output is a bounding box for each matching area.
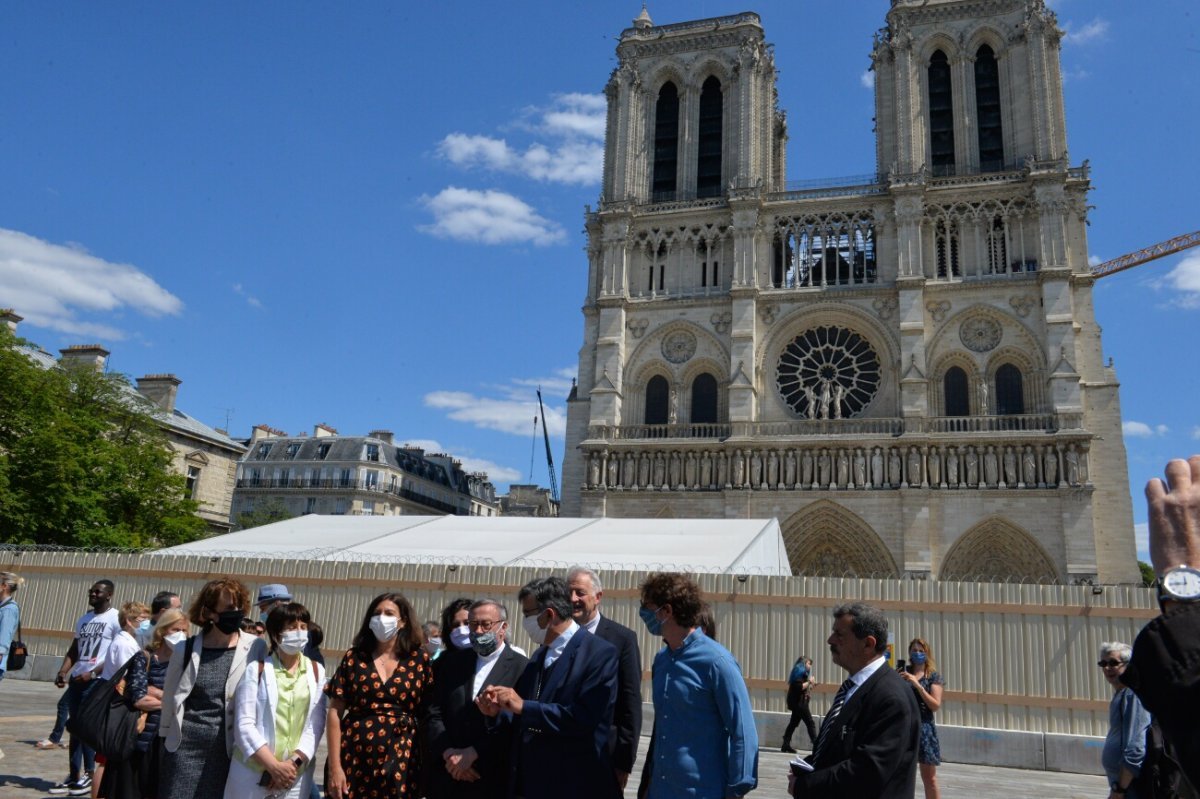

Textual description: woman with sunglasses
[1099,642,1151,799]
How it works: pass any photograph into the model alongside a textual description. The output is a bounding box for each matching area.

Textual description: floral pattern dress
[325,648,433,798]
[914,670,944,766]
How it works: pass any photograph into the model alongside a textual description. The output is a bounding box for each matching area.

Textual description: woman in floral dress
[325,592,431,799]
[899,637,945,799]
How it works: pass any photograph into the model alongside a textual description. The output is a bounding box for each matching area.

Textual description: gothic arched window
[690,373,718,424]
[943,367,969,416]
[928,50,955,173]
[697,76,723,198]
[645,375,670,425]
[936,219,960,278]
[974,45,1004,170]
[995,363,1024,415]
[653,82,680,200]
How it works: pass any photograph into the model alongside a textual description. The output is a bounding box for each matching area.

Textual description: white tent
[157,515,790,575]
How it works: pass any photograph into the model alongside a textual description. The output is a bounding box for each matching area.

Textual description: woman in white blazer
[159,578,264,799]
[226,602,327,799]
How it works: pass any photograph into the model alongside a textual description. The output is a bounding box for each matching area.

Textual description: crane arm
[1091,230,1200,279]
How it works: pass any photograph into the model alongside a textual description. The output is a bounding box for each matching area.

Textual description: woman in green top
[226,603,327,798]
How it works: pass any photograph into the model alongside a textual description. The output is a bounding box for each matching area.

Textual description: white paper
[789,757,815,773]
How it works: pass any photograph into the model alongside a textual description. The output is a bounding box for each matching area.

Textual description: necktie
[811,678,855,763]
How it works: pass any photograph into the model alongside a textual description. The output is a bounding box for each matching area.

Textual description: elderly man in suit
[427,598,528,799]
[477,576,619,799]
[788,602,920,799]
[568,566,642,792]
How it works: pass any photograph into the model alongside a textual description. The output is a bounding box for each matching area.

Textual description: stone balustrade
[581,439,1090,492]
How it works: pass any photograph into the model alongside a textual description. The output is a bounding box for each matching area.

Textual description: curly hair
[639,572,704,628]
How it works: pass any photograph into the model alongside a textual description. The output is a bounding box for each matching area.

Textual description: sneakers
[49,775,92,796]
[35,738,65,750]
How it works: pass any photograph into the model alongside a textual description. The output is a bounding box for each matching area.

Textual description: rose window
[776,326,881,418]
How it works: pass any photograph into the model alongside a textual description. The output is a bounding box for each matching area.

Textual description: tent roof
[156,515,789,575]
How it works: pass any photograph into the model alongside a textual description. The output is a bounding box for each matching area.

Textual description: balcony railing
[587,414,1071,443]
[235,478,462,515]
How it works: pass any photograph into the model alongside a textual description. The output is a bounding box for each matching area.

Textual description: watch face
[1164,567,1200,599]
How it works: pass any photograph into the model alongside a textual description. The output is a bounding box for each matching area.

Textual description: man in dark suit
[788,602,920,799]
[427,598,528,798]
[477,576,619,799]
[568,566,643,792]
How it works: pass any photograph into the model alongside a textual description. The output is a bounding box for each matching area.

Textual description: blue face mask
[639,606,664,636]
[910,651,927,665]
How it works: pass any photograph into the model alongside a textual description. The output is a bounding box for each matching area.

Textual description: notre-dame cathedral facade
[561,0,1139,584]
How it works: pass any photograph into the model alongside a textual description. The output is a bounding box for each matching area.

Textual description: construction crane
[537,388,560,504]
[1090,230,1200,279]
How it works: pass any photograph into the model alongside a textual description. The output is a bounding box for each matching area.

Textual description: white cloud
[232,283,263,309]
[1157,251,1200,309]
[436,93,606,186]
[1063,18,1109,46]
[1088,254,1102,267]
[1134,522,1149,561]
[1123,420,1169,438]
[1192,426,1200,440]
[859,69,874,90]
[0,227,182,340]
[424,369,573,438]
[419,187,565,246]
[398,438,522,483]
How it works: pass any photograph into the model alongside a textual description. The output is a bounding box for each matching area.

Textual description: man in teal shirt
[639,572,758,799]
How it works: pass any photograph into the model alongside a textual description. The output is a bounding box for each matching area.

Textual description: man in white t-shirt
[51,580,121,797]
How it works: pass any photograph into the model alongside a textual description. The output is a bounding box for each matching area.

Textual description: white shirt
[843,655,887,704]
[582,612,602,635]
[542,620,579,669]
[472,641,508,698]
[70,608,121,679]
[100,630,141,680]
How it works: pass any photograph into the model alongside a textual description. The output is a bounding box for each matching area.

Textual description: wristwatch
[1158,565,1200,608]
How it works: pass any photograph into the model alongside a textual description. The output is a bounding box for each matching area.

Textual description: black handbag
[0,600,23,671]
[66,655,141,760]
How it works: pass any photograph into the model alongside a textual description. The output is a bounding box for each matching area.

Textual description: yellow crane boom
[1090,230,1200,279]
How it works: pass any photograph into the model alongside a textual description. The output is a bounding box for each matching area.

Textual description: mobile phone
[258,771,272,788]
[896,658,906,672]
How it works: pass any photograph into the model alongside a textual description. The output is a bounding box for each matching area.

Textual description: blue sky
[1,1,1196,558]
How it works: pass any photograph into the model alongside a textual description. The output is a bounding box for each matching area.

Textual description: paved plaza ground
[0,680,1107,798]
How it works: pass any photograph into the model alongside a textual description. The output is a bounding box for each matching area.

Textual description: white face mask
[164,631,187,650]
[449,624,471,650]
[278,630,309,655]
[370,613,399,642]
[522,610,547,646]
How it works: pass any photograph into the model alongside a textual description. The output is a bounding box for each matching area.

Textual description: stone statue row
[584,441,1090,492]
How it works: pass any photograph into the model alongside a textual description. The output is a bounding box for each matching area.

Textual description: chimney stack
[0,309,22,334]
[136,373,182,413]
[59,344,110,372]
[369,429,395,445]
[314,423,338,438]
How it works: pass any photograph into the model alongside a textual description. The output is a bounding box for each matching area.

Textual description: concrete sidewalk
[1,680,1108,798]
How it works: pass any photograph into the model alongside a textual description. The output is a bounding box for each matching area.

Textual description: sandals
[35,739,64,750]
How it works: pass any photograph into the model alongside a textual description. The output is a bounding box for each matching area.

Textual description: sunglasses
[1097,659,1125,668]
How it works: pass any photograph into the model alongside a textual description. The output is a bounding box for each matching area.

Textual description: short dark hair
[352,592,424,659]
[307,621,323,650]
[833,602,889,654]
[265,602,311,654]
[95,579,115,594]
[639,572,703,628]
[151,591,179,615]
[440,597,473,639]
[518,577,572,622]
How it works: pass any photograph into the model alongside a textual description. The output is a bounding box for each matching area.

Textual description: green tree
[1138,560,1156,587]
[235,498,295,531]
[0,326,208,548]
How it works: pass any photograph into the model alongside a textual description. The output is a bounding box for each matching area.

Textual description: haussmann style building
[561,0,1139,584]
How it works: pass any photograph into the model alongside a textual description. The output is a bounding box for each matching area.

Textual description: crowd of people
[0,455,1196,799]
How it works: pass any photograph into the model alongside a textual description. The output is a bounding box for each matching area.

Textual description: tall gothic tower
[561,2,1138,584]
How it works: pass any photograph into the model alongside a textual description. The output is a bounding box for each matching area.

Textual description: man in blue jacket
[477,576,619,799]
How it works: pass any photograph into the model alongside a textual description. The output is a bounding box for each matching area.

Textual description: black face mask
[213,609,244,634]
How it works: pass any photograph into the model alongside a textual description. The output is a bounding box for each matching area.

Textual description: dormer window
[285,442,300,459]
[366,443,380,462]
[256,442,272,460]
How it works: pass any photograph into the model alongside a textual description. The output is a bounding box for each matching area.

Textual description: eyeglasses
[467,619,503,632]
[1097,659,1125,669]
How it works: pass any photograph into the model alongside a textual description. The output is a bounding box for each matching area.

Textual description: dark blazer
[426,644,528,799]
[793,662,920,799]
[592,615,643,775]
[508,629,620,799]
